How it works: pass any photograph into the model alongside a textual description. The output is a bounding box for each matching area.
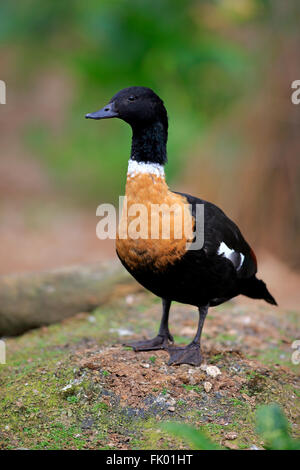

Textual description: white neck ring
[127,159,165,178]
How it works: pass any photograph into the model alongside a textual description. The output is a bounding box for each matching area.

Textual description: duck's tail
[239,276,277,306]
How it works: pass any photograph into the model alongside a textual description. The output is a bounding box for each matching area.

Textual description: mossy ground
[0,290,299,450]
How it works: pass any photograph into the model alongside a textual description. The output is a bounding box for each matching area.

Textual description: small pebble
[206,365,221,378]
[125,295,134,305]
[61,384,73,394]
[204,381,212,392]
[168,406,175,412]
[141,363,150,369]
[109,328,133,336]
[224,432,238,440]
[166,397,176,406]
[224,440,238,450]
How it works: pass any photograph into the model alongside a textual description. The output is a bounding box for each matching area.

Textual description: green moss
[254,347,298,373]
[210,353,223,363]
[203,423,223,435]
[92,402,109,412]
[34,423,86,450]
[229,397,248,407]
[67,396,79,404]
[182,384,201,393]
[0,292,298,450]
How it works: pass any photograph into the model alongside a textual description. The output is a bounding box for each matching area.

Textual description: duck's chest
[116,172,194,272]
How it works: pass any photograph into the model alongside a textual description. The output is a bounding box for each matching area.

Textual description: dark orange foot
[124,334,173,352]
[168,343,202,366]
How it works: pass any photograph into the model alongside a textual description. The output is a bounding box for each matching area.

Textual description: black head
[86,86,168,134]
[86,87,168,164]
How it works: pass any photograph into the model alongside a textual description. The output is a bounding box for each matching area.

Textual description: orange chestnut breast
[116,173,194,271]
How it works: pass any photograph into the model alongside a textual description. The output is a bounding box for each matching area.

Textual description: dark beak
[85,102,119,120]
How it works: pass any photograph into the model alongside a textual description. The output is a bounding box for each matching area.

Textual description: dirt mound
[76,344,297,420]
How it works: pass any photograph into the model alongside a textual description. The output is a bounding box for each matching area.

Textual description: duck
[86,86,277,366]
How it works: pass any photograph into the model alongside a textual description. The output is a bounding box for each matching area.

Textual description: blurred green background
[0,0,299,295]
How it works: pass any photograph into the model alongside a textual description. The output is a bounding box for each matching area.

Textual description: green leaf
[161,422,222,450]
[256,404,300,450]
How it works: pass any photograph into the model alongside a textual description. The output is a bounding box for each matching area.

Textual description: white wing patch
[218,241,245,270]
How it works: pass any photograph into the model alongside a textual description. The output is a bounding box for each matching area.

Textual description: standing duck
[86,86,277,366]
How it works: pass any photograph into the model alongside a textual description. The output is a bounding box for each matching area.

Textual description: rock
[204,381,212,392]
[168,406,175,412]
[0,261,136,337]
[109,328,134,336]
[224,440,239,450]
[205,365,221,378]
[61,378,83,396]
[166,397,176,406]
[140,363,150,369]
[224,432,238,440]
[61,384,75,395]
[125,295,134,305]
[188,376,197,385]
[178,373,190,384]
[81,418,94,429]
[186,368,206,385]
[155,394,167,404]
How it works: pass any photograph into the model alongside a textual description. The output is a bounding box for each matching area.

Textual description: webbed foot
[124,333,173,352]
[168,342,202,366]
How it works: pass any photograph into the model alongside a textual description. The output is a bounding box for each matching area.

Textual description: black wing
[176,191,257,279]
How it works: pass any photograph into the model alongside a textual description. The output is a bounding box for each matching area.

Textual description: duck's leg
[168,304,209,366]
[124,298,173,351]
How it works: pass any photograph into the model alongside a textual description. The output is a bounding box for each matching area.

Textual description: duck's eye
[128,96,136,102]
